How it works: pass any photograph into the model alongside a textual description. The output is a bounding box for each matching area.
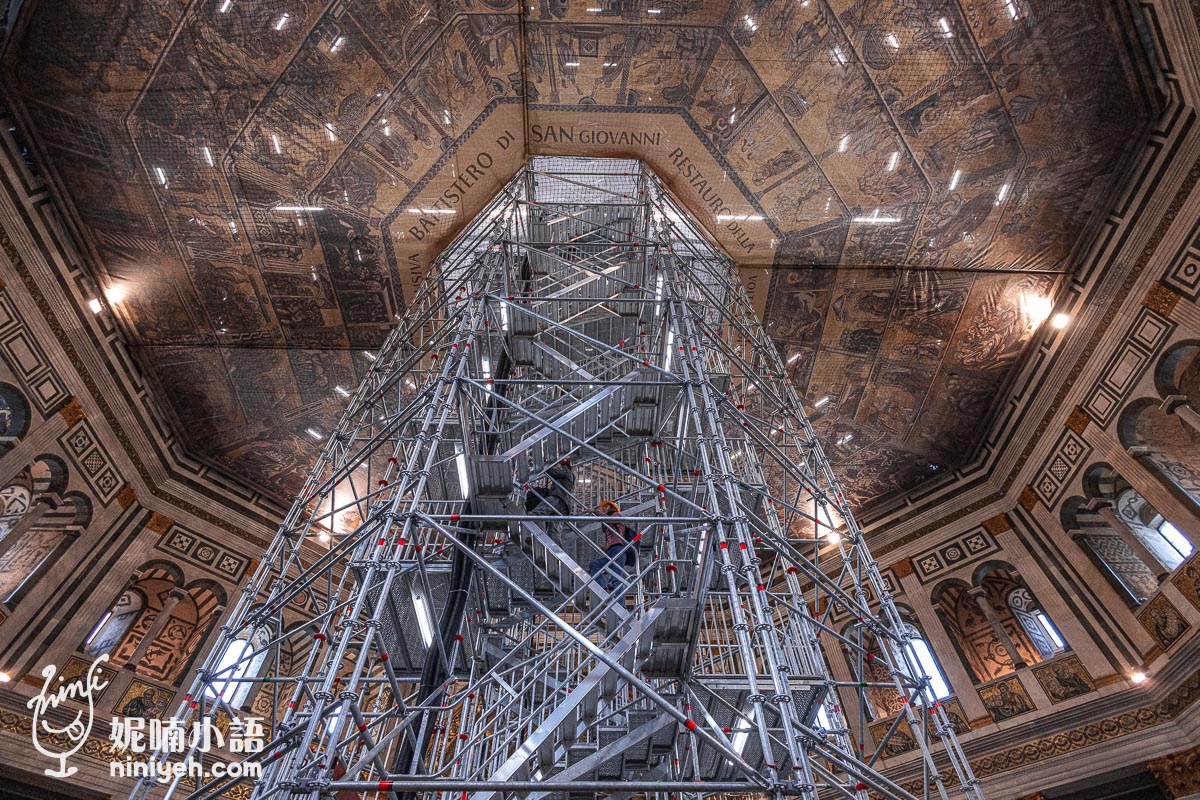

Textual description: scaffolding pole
[130,157,984,800]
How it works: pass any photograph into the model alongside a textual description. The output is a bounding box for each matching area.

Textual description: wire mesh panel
[129,158,984,800]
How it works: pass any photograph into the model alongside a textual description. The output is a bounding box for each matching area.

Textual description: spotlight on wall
[1051,313,1070,330]
[1020,294,1052,328]
[88,298,103,314]
[1130,671,1147,685]
[0,671,10,683]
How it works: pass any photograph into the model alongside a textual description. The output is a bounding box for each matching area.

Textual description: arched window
[935,579,1009,683]
[205,625,272,708]
[847,618,953,719]
[1150,519,1193,568]
[1117,399,1200,515]
[1115,488,1194,571]
[85,588,146,657]
[1005,587,1065,659]
[93,564,181,669]
[140,582,226,685]
[0,488,89,607]
[903,627,951,701]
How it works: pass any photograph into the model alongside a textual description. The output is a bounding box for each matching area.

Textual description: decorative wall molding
[911,528,1001,585]
[1031,426,1093,508]
[0,288,69,415]
[154,524,251,583]
[1079,305,1176,425]
[57,417,122,506]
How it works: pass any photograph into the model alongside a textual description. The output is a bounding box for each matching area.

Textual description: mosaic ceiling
[3,0,1158,511]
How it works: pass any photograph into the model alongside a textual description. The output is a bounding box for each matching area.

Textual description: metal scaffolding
[131,157,984,800]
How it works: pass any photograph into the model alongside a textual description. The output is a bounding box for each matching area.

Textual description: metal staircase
[130,158,985,800]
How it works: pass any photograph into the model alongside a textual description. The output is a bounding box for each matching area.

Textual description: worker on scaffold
[588,500,633,592]
[527,458,575,537]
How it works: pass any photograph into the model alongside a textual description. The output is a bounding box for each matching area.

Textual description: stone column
[968,587,1027,670]
[0,499,52,561]
[122,587,187,672]
[1147,744,1200,800]
[1162,395,1200,436]
[1089,499,1170,581]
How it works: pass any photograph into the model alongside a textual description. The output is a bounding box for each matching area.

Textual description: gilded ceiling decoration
[2,0,1158,510]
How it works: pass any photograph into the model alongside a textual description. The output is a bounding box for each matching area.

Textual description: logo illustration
[26,654,110,777]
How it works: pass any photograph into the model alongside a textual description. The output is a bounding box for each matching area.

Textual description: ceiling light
[1004,0,1020,20]
[887,151,899,171]
[228,219,238,235]
[647,7,661,13]
[787,352,801,364]
[412,591,435,646]
[938,17,953,37]
[995,183,1009,204]
[218,0,232,12]
[1021,295,1052,328]
[586,6,601,10]
[318,531,330,543]
[949,169,961,190]
[832,47,846,65]
[565,61,580,67]
[202,146,215,167]
[325,122,336,141]
[334,386,350,397]
[826,531,842,544]
[274,12,289,30]
[837,434,853,445]
[154,166,168,186]
[88,298,103,314]
[105,285,126,304]
[1130,671,1147,684]
[330,36,344,52]
[886,33,899,49]
[852,209,901,224]
[814,396,830,408]
[838,135,850,153]
[274,205,324,212]
[363,351,377,361]
[306,428,323,440]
